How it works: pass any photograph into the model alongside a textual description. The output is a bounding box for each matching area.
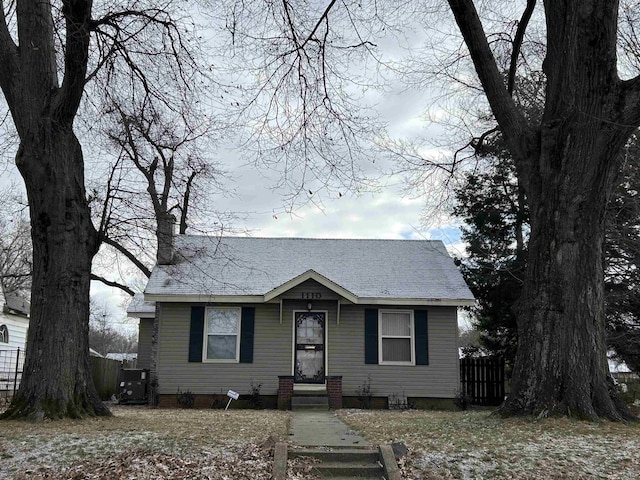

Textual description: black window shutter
[239,307,255,363]
[188,306,205,362]
[415,310,429,365]
[364,308,379,364]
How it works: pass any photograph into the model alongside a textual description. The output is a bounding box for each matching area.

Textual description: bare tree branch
[447,0,533,156]
[507,0,536,96]
[0,0,18,113]
[90,273,135,296]
[54,0,93,123]
[280,0,338,56]
[178,170,198,234]
[100,235,152,278]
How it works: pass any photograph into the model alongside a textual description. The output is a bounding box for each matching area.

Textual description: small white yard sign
[225,389,239,410]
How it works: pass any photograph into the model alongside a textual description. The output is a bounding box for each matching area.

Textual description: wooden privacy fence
[0,350,134,401]
[91,356,136,400]
[460,356,505,406]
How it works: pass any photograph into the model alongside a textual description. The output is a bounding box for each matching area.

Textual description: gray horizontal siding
[330,305,460,398]
[137,318,154,369]
[157,296,460,398]
[157,303,291,395]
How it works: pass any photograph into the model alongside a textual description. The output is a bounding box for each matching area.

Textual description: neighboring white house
[0,287,30,391]
[0,287,29,352]
[608,352,638,382]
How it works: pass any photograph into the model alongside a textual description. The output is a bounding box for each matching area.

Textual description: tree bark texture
[504,129,633,420]
[3,127,110,420]
[448,0,639,420]
[0,0,110,419]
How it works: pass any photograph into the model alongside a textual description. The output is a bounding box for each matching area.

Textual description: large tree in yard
[447,0,639,420]
[455,135,640,375]
[0,0,202,420]
[0,0,107,420]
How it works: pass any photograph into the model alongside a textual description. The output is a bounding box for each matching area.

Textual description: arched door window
[0,324,8,343]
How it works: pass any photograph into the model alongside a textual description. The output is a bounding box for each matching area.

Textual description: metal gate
[0,348,24,398]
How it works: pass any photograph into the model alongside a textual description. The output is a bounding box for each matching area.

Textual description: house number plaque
[301,292,322,299]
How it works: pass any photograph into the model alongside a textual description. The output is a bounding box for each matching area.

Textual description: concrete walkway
[288,410,370,447]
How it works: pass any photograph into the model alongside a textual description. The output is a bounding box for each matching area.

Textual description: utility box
[118,369,149,404]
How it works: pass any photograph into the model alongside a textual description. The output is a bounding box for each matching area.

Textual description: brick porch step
[291,394,329,410]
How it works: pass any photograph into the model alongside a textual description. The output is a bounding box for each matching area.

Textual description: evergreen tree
[605,144,640,373]
[453,153,526,368]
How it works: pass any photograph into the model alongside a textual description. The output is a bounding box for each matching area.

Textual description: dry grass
[0,405,290,479]
[3,404,639,479]
[337,409,640,479]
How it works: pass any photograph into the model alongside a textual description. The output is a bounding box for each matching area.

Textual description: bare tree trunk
[500,130,634,421]
[2,126,110,420]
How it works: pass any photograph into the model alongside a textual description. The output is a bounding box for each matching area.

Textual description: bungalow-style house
[140,235,475,409]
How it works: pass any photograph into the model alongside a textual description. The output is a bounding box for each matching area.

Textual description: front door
[294,311,325,383]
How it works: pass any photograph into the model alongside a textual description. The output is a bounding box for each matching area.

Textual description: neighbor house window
[0,324,8,343]
[204,307,241,362]
[379,310,414,365]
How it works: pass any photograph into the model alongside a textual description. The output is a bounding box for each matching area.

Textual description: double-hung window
[204,307,241,362]
[379,310,414,365]
[0,324,7,344]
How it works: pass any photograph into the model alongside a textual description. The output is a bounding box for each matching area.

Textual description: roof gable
[264,269,358,303]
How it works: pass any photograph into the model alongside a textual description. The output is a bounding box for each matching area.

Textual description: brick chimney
[157,212,176,265]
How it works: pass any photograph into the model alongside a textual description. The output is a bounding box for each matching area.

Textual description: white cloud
[235,188,427,240]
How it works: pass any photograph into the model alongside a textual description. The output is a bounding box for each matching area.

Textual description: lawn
[337,409,640,479]
[1,406,639,479]
[0,406,289,479]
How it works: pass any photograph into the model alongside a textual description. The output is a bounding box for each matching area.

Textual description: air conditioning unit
[118,369,149,404]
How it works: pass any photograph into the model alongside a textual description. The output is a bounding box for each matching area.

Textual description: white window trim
[378,309,415,366]
[202,307,241,363]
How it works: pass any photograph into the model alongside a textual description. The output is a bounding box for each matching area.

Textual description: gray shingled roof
[126,293,156,317]
[144,236,474,303]
[1,287,30,316]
